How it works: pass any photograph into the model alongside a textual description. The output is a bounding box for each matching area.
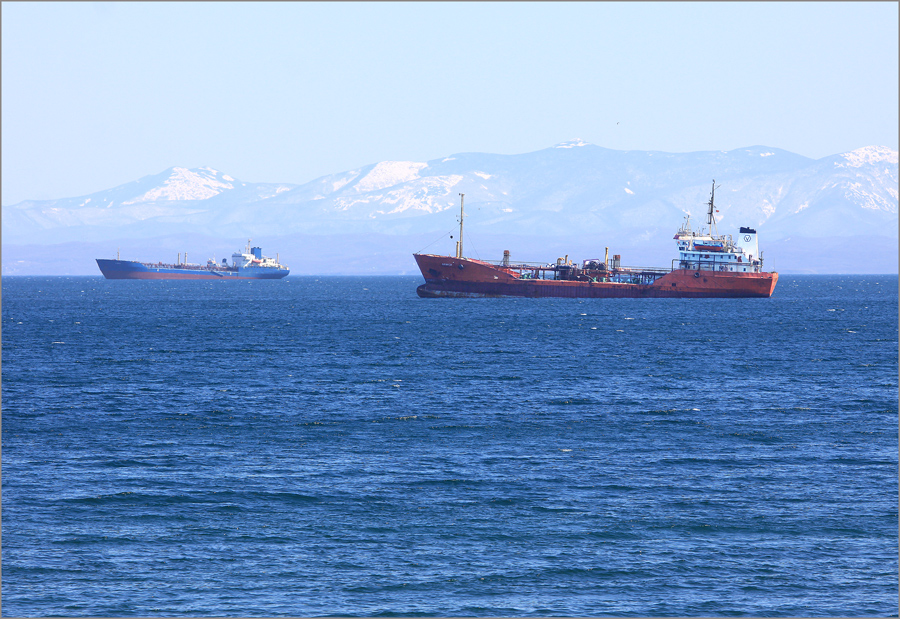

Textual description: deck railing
[475,257,762,281]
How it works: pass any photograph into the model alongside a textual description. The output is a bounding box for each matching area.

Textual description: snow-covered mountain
[3,141,897,274]
[2,166,297,241]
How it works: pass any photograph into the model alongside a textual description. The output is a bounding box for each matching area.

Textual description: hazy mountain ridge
[3,141,897,274]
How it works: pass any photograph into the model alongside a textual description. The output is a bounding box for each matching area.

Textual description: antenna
[706,180,720,236]
[457,193,465,259]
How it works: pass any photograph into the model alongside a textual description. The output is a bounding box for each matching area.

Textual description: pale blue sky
[2,1,897,205]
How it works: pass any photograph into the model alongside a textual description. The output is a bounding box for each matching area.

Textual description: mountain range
[3,140,897,275]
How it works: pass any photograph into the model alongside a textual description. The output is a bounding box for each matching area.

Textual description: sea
[2,274,897,617]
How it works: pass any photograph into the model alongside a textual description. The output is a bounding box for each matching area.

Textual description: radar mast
[706,180,721,237]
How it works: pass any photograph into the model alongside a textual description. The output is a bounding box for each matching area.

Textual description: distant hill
[3,141,897,275]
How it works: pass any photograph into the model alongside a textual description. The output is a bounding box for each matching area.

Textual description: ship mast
[456,193,465,259]
[706,180,720,237]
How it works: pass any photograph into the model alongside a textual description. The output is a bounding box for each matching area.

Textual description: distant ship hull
[96,259,289,280]
[413,254,777,299]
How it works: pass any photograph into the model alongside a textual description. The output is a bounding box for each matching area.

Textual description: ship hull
[413,254,777,299]
[96,259,289,280]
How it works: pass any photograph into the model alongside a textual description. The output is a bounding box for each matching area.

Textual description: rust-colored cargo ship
[414,182,778,298]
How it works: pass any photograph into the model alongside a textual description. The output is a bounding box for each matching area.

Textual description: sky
[2,1,897,205]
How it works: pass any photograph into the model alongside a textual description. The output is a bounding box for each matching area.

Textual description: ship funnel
[736,227,760,262]
[456,193,465,259]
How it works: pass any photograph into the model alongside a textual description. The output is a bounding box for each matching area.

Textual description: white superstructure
[673,182,764,274]
[228,240,289,273]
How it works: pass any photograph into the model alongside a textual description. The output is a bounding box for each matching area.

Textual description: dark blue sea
[2,275,897,617]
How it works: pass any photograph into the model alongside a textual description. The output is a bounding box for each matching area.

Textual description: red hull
[413,254,778,298]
